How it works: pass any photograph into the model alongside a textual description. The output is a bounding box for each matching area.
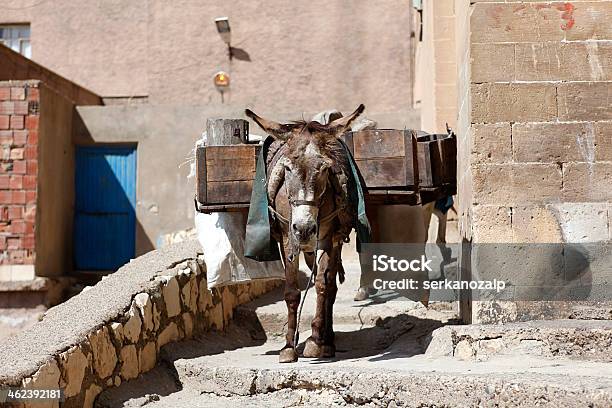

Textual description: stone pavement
[98,260,612,407]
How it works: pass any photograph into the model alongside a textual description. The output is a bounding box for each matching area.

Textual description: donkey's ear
[245,109,291,141]
[328,104,365,135]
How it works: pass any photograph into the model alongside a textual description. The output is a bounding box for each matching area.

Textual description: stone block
[471,205,512,243]
[134,292,154,332]
[553,203,610,243]
[208,302,224,330]
[123,303,142,343]
[454,340,474,361]
[161,276,181,317]
[109,322,124,346]
[157,322,180,350]
[471,2,565,43]
[119,344,139,381]
[512,122,591,163]
[222,286,236,326]
[471,123,511,164]
[59,346,88,397]
[434,16,455,40]
[88,326,117,379]
[471,83,557,123]
[180,279,195,314]
[566,1,612,40]
[198,279,212,312]
[512,205,564,244]
[472,163,562,205]
[432,0,455,17]
[23,358,61,386]
[558,82,612,121]
[183,313,194,338]
[562,162,612,202]
[152,302,161,331]
[476,338,505,361]
[471,43,515,83]
[424,327,453,358]
[83,384,102,408]
[188,278,199,313]
[435,62,458,86]
[472,300,518,324]
[515,42,612,82]
[138,342,156,373]
[595,122,612,161]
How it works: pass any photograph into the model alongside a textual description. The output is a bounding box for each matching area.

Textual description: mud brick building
[0,1,419,304]
[0,67,101,305]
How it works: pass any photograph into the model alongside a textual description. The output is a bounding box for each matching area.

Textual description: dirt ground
[0,306,46,341]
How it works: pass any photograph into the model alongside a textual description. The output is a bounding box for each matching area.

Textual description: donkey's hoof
[302,337,323,358]
[279,348,298,363]
[321,344,336,358]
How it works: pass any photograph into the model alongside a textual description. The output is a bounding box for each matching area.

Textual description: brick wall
[457,1,612,322]
[0,81,39,281]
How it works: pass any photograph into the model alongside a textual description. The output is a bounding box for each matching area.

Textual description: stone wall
[0,240,281,407]
[455,1,612,323]
[417,0,458,133]
[0,81,39,281]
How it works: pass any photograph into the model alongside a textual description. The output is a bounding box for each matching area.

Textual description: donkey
[245,105,366,363]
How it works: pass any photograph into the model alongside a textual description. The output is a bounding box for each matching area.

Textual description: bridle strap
[290,199,317,206]
[287,178,330,208]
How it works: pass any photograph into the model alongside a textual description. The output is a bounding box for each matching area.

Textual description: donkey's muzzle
[292,221,317,244]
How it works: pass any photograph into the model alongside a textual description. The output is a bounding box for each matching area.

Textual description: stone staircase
[97,264,612,407]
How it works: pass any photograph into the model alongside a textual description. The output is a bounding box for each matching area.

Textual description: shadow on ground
[96,269,458,407]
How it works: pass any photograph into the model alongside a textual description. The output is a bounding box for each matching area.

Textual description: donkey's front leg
[280,239,300,363]
[323,250,340,356]
[303,245,339,358]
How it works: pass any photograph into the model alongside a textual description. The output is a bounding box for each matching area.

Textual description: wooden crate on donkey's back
[195,123,457,212]
[341,129,420,205]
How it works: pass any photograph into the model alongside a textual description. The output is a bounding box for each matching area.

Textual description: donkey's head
[246,105,364,251]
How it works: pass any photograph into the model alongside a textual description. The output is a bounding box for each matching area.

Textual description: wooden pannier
[342,129,419,205]
[416,133,457,188]
[195,144,260,209]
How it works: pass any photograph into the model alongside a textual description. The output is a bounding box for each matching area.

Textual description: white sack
[195,210,285,288]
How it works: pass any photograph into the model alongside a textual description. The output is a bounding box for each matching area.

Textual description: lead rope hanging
[293,222,319,353]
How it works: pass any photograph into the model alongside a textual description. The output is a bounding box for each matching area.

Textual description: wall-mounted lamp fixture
[213,71,230,91]
[215,17,231,45]
[214,17,233,102]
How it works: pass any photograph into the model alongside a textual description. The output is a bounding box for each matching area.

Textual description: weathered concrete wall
[0,240,280,407]
[36,84,75,278]
[0,0,415,115]
[455,1,612,323]
[0,46,100,106]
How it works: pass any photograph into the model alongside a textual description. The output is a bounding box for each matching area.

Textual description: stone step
[169,351,612,407]
[426,319,612,362]
[155,316,612,407]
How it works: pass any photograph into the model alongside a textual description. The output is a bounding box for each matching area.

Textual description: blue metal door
[74,146,137,271]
